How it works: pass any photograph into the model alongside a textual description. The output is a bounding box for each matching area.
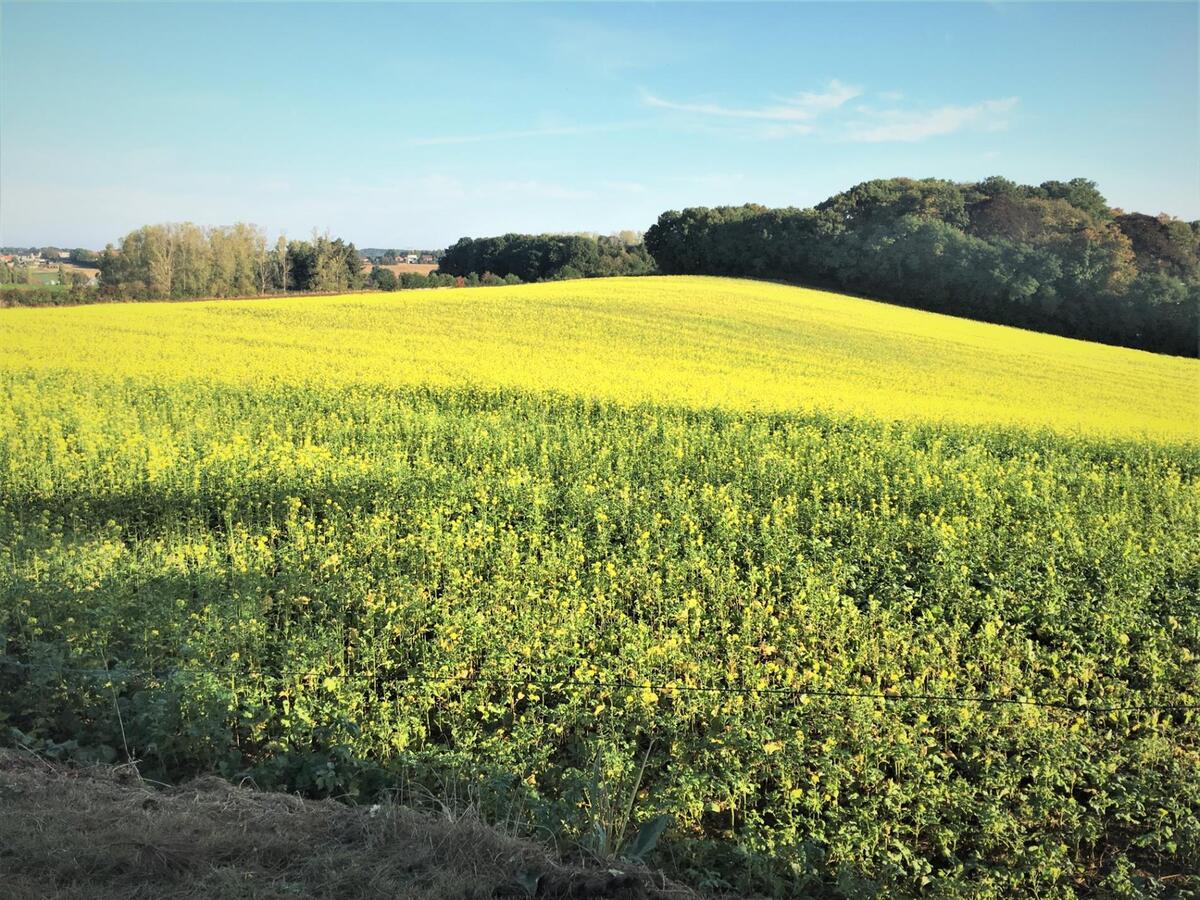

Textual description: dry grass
[0,751,692,900]
[361,262,439,276]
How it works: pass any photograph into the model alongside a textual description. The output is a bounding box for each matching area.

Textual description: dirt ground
[0,750,692,900]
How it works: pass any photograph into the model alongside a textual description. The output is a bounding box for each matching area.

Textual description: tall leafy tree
[644,176,1198,357]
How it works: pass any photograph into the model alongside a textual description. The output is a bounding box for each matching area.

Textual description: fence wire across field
[4,656,1198,718]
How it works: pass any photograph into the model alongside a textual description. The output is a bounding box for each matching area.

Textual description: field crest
[1,276,1195,440]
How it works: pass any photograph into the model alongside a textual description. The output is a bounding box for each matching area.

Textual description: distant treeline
[0,286,98,308]
[646,177,1200,356]
[0,247,99,264]
[82,227,656,301]
[367,268,522,291]
[95,224,364,300]
[437,232,655,282]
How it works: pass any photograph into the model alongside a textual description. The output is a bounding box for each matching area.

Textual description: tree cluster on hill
[437,232,655,282]
[69,248,101,265]
[367,267,521,291]
[0,286,98,308]
[96,224,363,300]
[0,263,28,285]
[1,247,99,265]
[645,177,1199,356]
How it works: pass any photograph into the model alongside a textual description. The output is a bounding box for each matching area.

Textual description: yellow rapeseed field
[3,276,1200,895]
[1,276,1195,440]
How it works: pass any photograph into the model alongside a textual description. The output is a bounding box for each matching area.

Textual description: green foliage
[397,271,458,290]
[439,233,655,282]
[1116,213,1200,281]
[369,266,399,291]
[0,285,98,307]
[286,232,363,294]
[645,177,1199,356]
[1,373,1197,896]
[96,224,364,300]
[580,740,658,860]
[68,248,100,266]
[626,815,672,863]
[1035,178,1113,220]
[1,263,41,287]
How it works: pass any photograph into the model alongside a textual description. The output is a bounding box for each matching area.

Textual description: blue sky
[2,2,1196,248]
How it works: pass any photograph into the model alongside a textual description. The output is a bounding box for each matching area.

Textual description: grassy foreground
[0,275,1195,440]
[1,277,1198,896]
[0,750,682,899]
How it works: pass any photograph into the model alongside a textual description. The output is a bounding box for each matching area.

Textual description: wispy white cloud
[409,84,1015,151]
[640,80,1019,144]
[640,80,861,122]
[844,97,1018,143]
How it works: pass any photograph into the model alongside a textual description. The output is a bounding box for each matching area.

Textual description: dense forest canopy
[645,177,1200,356]
[437,232,655,282]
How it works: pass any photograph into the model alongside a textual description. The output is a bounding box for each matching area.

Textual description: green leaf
[624,814,671,862]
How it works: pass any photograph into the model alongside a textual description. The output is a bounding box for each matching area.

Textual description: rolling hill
[1,275,1195,440]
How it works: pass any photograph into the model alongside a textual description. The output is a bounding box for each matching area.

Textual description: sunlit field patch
[1,275,1195,440]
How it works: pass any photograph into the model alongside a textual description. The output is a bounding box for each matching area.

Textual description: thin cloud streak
[641,80,861,122]
[845,97,1019,143]
[640,80,1020,144]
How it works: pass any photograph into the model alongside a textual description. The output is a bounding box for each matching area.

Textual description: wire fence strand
[4,657,1197,716]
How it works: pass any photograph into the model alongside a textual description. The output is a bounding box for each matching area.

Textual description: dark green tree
[369,266,398,291]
